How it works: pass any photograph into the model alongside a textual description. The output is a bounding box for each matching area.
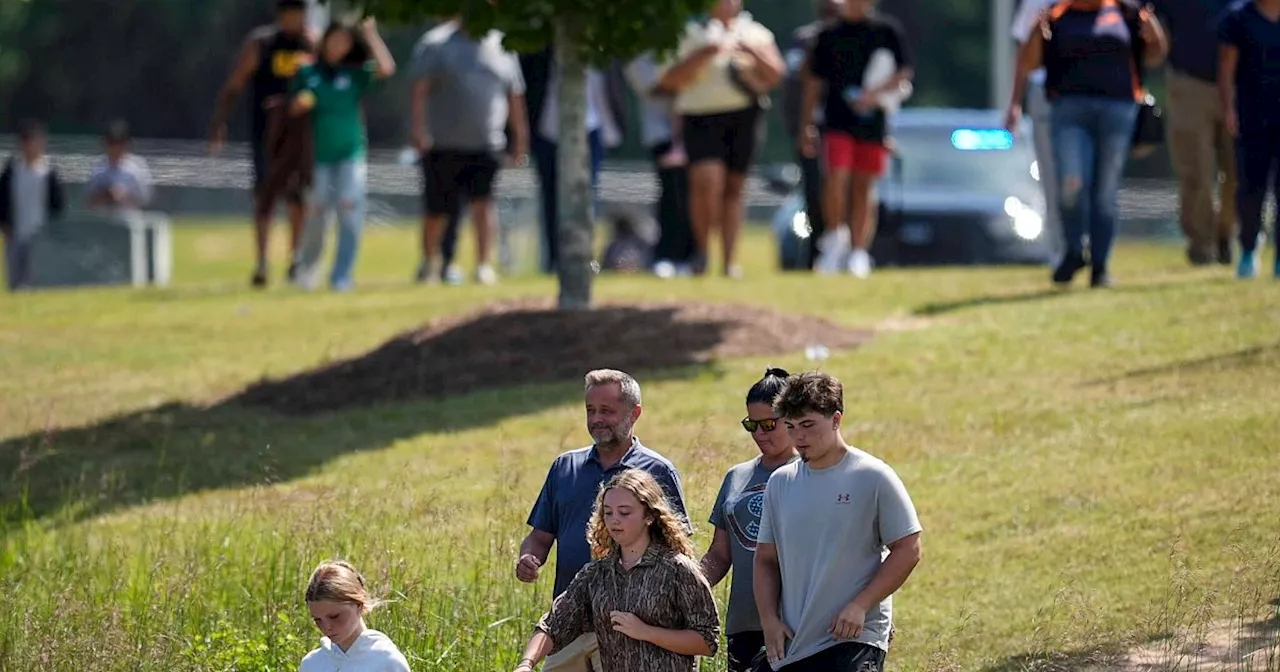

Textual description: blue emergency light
[950,128,1014,151]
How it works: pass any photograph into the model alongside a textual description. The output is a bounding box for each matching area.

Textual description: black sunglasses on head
[741,417,780,433]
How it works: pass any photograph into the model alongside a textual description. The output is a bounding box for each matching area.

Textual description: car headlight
[791,210,812,239]
[1003,197,1043,241]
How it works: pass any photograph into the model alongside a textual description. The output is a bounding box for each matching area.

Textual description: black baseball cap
[277,0,307,11]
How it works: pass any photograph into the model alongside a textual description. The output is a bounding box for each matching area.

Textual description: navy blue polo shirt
[526,437,691,597]
[1219,1,1280,132]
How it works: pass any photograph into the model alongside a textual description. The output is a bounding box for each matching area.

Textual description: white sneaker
[653,259,677,279]
[815,227,851,275]
[848,248,873,278]
[444,264,464,286]
[475,264,498,285]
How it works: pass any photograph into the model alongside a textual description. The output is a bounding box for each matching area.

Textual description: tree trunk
[553,17,593,310]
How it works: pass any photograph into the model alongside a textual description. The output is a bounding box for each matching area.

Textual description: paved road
[4,135,1183,226]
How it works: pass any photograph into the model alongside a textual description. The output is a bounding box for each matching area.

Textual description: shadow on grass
[0,299,872,528]
[913,289,1069,316]
[1086,341,1280,386]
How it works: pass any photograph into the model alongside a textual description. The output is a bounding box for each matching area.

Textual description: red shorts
[823,131,889,176]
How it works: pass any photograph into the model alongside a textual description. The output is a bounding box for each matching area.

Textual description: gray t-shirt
[410,22,525,153]
[757,447,922,669]
[710,455,799,635]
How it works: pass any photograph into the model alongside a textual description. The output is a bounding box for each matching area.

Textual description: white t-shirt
[665,12,776,116]
[299,628,411,672]
[1011,0,1059,86]
[9,155,50,241]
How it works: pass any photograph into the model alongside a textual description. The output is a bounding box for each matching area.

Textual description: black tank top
[1043,3,1141,101]
[249,26,314,137]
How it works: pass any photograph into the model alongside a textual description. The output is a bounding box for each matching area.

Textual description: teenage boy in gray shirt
[754,371,923,672]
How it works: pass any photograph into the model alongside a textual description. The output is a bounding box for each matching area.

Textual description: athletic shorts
[252,137,305,206]
[683,105,763,174]
[823,130,890,177]
[422,149,502,216]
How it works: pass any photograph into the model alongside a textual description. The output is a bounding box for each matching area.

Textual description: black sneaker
[1217,237,1233,265]
[1187,247,1214,266]
[1051,252,1088,286]
[286,261,299,283]
[1090,267,1113,288]
[251,267,268,289]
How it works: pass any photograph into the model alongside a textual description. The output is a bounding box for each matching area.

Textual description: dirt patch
[231,298,874,415]
[1084,618,1280,672]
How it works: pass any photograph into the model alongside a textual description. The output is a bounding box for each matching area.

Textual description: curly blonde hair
[587,469,693,559]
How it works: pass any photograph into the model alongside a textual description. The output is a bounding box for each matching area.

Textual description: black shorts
[683,105,763,174]
[755,642,886,672]
[251,137,304,205]
[422,149,502,215]
[727,631,765,672]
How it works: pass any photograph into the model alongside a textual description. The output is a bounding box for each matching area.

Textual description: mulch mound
[231,298,874,415]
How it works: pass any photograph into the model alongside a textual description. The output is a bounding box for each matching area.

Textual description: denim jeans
[297,159,368,289]
[1050,96,1138,270]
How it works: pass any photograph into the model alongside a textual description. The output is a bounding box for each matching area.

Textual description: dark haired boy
[753,371,922,672]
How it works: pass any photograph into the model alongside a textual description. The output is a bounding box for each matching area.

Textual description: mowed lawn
[1,219,1278,672]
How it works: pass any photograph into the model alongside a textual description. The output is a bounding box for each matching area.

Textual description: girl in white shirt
[299,560,412,672]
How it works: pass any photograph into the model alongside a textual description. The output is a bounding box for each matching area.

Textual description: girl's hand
[361,16,377,34]
[610,611,651,642]
[290,91,316,117]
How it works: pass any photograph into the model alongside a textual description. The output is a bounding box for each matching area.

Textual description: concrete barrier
[26,210,172,290]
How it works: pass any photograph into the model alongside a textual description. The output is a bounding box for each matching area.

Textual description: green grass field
[1,219,1278,671]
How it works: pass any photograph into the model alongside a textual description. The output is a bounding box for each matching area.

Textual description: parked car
[765,107,1055,270]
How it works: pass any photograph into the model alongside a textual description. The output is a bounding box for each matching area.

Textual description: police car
[768,108,1056,270]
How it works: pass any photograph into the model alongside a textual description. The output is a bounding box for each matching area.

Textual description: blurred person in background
[659,0,786,279]
[782,0,840,271]
[86,120,154,212]
[625,51,697,278]
[1153,0,1238,267]
[290,17,395,293]
[1011,0,1066,259]
[410,14,528,287]
[1006,0,1168,288]
[0,119,65,291]
[1218,0,1280,279]
[209,0,318,289]
[798,0,914,279]
[520,49,629,275]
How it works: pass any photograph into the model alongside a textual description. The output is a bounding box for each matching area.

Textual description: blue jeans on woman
[296,159,368,291]
[1049,96,1138,285]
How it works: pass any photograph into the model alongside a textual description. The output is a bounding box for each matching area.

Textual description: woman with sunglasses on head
[699,368,799,672]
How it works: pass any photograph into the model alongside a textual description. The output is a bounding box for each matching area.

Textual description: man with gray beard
[516,368,692,672]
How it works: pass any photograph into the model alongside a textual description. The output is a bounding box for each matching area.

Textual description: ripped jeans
[1050,96,1138,270]
[296,159,368,289]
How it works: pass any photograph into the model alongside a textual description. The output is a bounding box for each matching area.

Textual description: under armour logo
[836,494,851,503]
